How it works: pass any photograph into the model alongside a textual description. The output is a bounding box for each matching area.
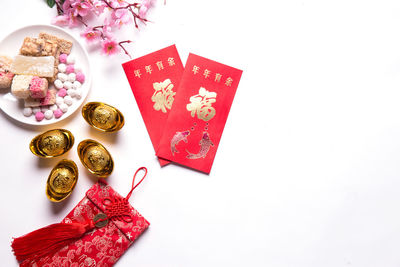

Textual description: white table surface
[1,1,400,266]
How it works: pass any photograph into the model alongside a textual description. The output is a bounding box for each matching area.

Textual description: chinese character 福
[186,87,217,122]
[151,79,176,113]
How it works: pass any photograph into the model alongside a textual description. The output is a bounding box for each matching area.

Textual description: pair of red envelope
[122,45,242,174]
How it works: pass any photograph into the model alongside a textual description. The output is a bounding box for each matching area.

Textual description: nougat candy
[11,55,55,77]
[0,55,14,89]
[11,75,33,99]
[29,76,48,99]
[24,89,56,107]
[40,88,57,106]
[24,96,41,107]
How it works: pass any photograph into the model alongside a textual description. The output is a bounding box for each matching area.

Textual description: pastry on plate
[0,55,14,89]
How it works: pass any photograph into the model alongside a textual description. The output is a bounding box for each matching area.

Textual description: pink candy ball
[58,88,67,97]
[66,65,75,74]
[35,111,45,121]
[54,109,63,119]
[76,71,85,83]
[59,54,68,64]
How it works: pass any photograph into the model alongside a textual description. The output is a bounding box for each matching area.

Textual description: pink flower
[138,5,148,18]
[58,0,80,27]
[67,13,79,27]
[111,9,132,28]
[108,0,129,8]
[81,28,101,43]
[92,0,107,15]
[51,15,69,26]
[51,13,78,28]
[102,18,115,38]
[62,0,73,12]
[102,39,120,55]
[71,1,92,17]
[139,0,153,17]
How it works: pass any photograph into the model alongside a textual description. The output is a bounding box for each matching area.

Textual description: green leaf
[46,0,55,8]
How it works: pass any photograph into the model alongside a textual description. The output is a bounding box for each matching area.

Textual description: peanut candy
[39,32,73,54]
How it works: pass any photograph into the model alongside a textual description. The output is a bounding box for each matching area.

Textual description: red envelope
[122,45,184,166]
[156,54,243,173]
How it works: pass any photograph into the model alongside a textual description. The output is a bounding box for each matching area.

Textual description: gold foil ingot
[82,102,124,132]
[77,139,114,177]
[30,129,74,158]
[46,159,78,202]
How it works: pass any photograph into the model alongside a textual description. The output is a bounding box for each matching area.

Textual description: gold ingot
[77,139,114,177]
[82,102,124,132]
[46,159,78,202]
[30,129,74,158]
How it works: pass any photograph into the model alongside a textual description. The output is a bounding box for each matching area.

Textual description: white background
[1,0,400,266]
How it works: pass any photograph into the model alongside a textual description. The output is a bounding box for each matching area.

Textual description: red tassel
[11,221,94,264]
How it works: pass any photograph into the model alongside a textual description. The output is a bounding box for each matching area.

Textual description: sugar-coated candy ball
[58,63,67,73]
[59,103,68,113]
[54,109,63,118]
[57,89,67,97]
[56,96,64,106]
[54,79,63,89]
[66,55,75,64]
[75,88,82,99]
[76,72,85,83]
[23,107,32,117]
[32,107,41,113]
[59,54,68,64]
[64,95,73,106]
[67,89,76,97]
[41,106,49,112]
[35,111,45,121]
[66,65,75,74]
[74,65,82,72]
[50,104,58,111]
[57,73,68,82]
[72,81,81,89]
[63,81,73,90]
[44,110,53,120]
[68,73,76,83]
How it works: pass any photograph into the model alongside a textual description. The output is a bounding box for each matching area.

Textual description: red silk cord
[99,167,148,223]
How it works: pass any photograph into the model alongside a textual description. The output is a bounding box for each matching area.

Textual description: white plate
[0,25,91,126]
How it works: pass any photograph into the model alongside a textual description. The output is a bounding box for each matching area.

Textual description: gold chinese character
[215,73,222,82]
[186,87,217,122]
[168,57,175,66]
[156,61,164,70]
[134,69,141,78]
[192,65,200,74]
[145,65,152,74]
[203,69,211,78]
[151,79,176,113]
[225,77,233,86]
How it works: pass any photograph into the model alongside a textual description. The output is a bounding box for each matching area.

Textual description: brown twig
[119,40,132,58]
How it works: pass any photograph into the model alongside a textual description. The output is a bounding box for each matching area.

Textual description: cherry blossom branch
[92,25,132,58]
[50,0,154,57]
[119,40,132,58]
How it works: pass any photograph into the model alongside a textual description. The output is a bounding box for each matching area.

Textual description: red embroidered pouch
[13,168,149,267]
